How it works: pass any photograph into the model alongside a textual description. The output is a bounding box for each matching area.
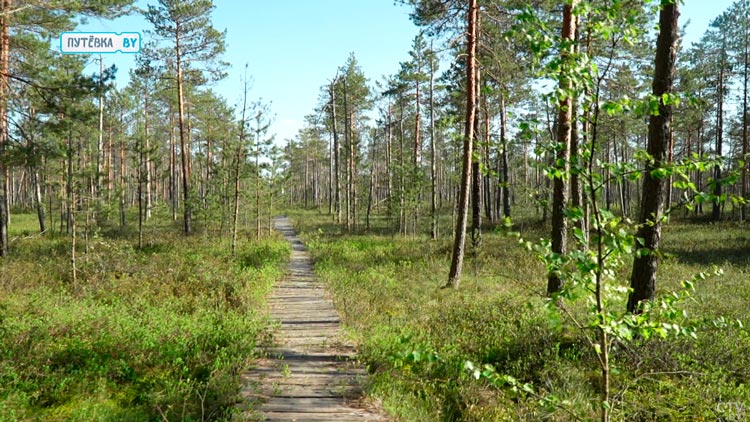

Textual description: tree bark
[627,1,680,314]
[0,0,10,256]
[712,48,726,222]
[329,78,342,224]
[447,0,478,288]
[471,68,482,249]
[500,93,511,218]
[741,25,749,222]
[175,23,192,235]
[429,48,438,239]
[547,1,577,295]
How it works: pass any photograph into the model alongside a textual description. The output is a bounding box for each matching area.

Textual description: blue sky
[81,0,734,143]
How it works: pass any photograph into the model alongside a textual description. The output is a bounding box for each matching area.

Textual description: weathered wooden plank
[259,411,385,421]
[258,397,363,412]
[235,217,385,422]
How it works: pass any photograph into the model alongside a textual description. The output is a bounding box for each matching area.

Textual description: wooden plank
[259,397,362,412]
[235,217,386,422]
[260,412,385,421]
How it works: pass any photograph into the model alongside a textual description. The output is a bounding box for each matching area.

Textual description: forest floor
[236,216,386,421]
[288,208,750,421]
[1,208,749,421]
[0,211,290,421]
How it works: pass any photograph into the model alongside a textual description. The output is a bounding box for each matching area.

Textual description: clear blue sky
[81,0,733,143]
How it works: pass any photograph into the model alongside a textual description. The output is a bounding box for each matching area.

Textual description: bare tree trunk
[330,78,342,224]
[144,87,152,220]
[350,109,357,231]
[386,102,394,219]
[547,1,577,295]
[71,189,77,284]
[0,0,10,256]
[447,0,478,289]
[483,91,493,225]
[138,143,144,250]
[119,109,126,228]
[741,28,749,222]
[96,55,104,204]
[32,169,45,233]
[500,93,511,218]
[429,49,438,239]
[627,1,679,314]
[366,136,375,231]
[107,120,113,204]
[175,25,192,234]
[471,70,482,249]
[713,49,726,222]
[233,70,250,255]
[328,123,334,215]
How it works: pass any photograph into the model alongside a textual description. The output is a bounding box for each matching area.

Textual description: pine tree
[145,0,226,235]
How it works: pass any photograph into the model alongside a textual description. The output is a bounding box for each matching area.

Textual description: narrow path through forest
[236,217,386,421]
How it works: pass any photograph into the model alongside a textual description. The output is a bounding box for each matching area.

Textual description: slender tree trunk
[175,25,192,234]
[471,70,482,249]
[350,109,357,230]
[741,29,749,222]
[144,87,152,220]
[96,55,104,204]
[328,123,334,215]
[119,109,126,228]
[255,123,262,239]
[366,136,375,231]
[627,1,680,314]
[483,91,493,225]
[330,79,342,224]
[0,0,10,256]
[548,1,578,295]
[32,169,45,233]
[430,50,438,239]
[71,189,77,284]
[138,142,144,250]
[170,115,177,222]
[500,93,511,218]
[570,96,583,227]
[107,120,113,204]
[447,0,478,288]
[712,61,725,222]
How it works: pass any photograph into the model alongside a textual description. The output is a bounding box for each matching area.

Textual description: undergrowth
[290,209,750,421]
[0,216,289,421]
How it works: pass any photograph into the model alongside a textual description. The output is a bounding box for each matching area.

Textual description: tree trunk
[144,87,152,220]
[741,28,749,222]
[712,52,725,222]
[447,0,478,288]
[119,108,126,228]
[0,0,10,256]
[96,55,104,203]
[429,49,438,239]
[627,1,680,314]
[547,1,577,295]
[471,68,482,249]
[32,168,45,233]
[232,93,248,255]
[500,93,511,218]
[330,79,342,224]
[175,24,192,235]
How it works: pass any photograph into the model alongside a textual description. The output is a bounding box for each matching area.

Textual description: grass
[288,208,750,421]
[0,211,289,421]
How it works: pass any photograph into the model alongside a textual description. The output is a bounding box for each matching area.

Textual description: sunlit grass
[288,207,750,421]
[0,214,289,421]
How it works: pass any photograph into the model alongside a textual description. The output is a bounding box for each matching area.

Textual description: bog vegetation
[1,0,750,421]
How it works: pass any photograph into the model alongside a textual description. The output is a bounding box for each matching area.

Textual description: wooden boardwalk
[236,217,386,422]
